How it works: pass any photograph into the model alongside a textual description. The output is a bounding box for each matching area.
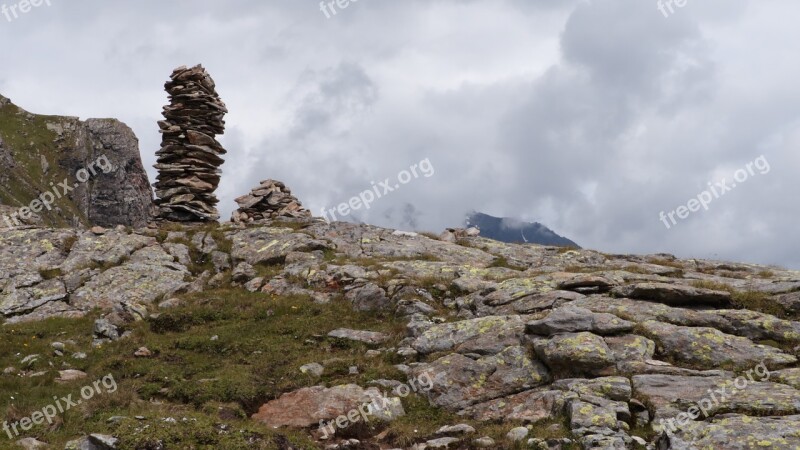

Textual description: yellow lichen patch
[256,239,280,253]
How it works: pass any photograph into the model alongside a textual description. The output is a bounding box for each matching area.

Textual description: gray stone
[525,305,634,336]
[435,424,476,435]
[163,243,192,267]
[611,282,731,307]
[658,414,800,449]
[633,374,800,426]
[229,227,329,266]
[300,363,324,377]
[328,328,390,345]
[411,346,550,410]
[639,320,797,371]
[15,438,48,449]
[231,262,256,283]
[506,426,529,441]
[252,384,404,427]
[460,389,571,423]
[423,437,460,448]
[412,315,525,355]
[533,332,617,376]
[345,283,391,311]
[472,437,495,448]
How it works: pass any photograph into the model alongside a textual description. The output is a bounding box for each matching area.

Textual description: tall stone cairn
[154,64,227,222]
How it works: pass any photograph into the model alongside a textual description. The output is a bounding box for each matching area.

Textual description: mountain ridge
[466,211,580,248]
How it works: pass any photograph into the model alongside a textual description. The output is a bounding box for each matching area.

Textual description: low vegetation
[0,286,571,448]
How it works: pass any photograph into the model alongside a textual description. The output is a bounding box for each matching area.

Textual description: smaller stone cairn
[439,227,480,243]
[154,64,227,222]
[231,179,311,223]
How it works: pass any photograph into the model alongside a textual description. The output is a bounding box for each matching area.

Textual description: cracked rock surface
[2,219,800,449]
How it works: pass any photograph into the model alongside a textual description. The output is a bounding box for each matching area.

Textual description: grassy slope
[0,100,87,227]
[0,280,579,449]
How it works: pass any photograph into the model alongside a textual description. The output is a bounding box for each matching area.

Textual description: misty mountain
[466,212,579,248]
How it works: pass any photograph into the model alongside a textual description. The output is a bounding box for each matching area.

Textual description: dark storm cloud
[1,0,798,267]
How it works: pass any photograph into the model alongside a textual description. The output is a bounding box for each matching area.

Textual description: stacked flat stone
[232,179,312,223]
[154,64,227,222]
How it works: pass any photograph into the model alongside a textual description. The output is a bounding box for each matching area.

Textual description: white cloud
[1,0,798,268]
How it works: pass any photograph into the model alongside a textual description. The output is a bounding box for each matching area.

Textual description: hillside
[0,94,153,229]
[1,219,798,449]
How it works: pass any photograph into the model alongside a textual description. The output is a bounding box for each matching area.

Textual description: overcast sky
[1,0,798,268]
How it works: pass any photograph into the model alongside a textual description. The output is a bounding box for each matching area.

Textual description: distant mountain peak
[466,211,579,247]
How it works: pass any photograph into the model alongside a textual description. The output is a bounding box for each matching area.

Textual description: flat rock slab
[71,246,189,312]
[557,274,616,291]
[525,305,634,336]
[305,221,494,267]
[632,374,800,425]
[467,285,584,317]
[328,328,390,345]
[659,414,800,449]
[605,334,656,362]
[507,290,585,314]
[551,376,632,402]
[1,278,67,317]
[410,346,550,410]
[229,227,330,265]
[3,301,85,325]
[774,292,800,315]
[715,309,800,345]
[481,278,554,307]
[533,332,617,377]
[572,296,731,328]
[773,368,800,390]
[639,320,797,371]
[412,315,525,355]
[574,296,800,347]
[251,384,404,428]
[60,231,154,272]
[460,389,571,423]
[612,282,731,307]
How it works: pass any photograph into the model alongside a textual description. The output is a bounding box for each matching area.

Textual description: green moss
[91,255,130,272]
[646,257,683,269]
[38,267,63,280]
[731,291,785,317]
[487,256,526,271]
[690,280,736,294]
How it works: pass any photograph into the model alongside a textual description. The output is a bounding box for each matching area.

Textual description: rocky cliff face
[0,94,153,228]
[1,219,798,449]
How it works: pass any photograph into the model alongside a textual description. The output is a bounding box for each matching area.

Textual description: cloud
[1,0,798,268]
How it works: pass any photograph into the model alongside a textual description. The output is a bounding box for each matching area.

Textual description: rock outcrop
[154,65,227,222]
[0,94,153,228]
[1,219,799,449]
[232,179,312,223]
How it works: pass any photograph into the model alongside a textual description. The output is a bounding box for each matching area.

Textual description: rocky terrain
[1,219,799,449]
[0,94,153,229]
